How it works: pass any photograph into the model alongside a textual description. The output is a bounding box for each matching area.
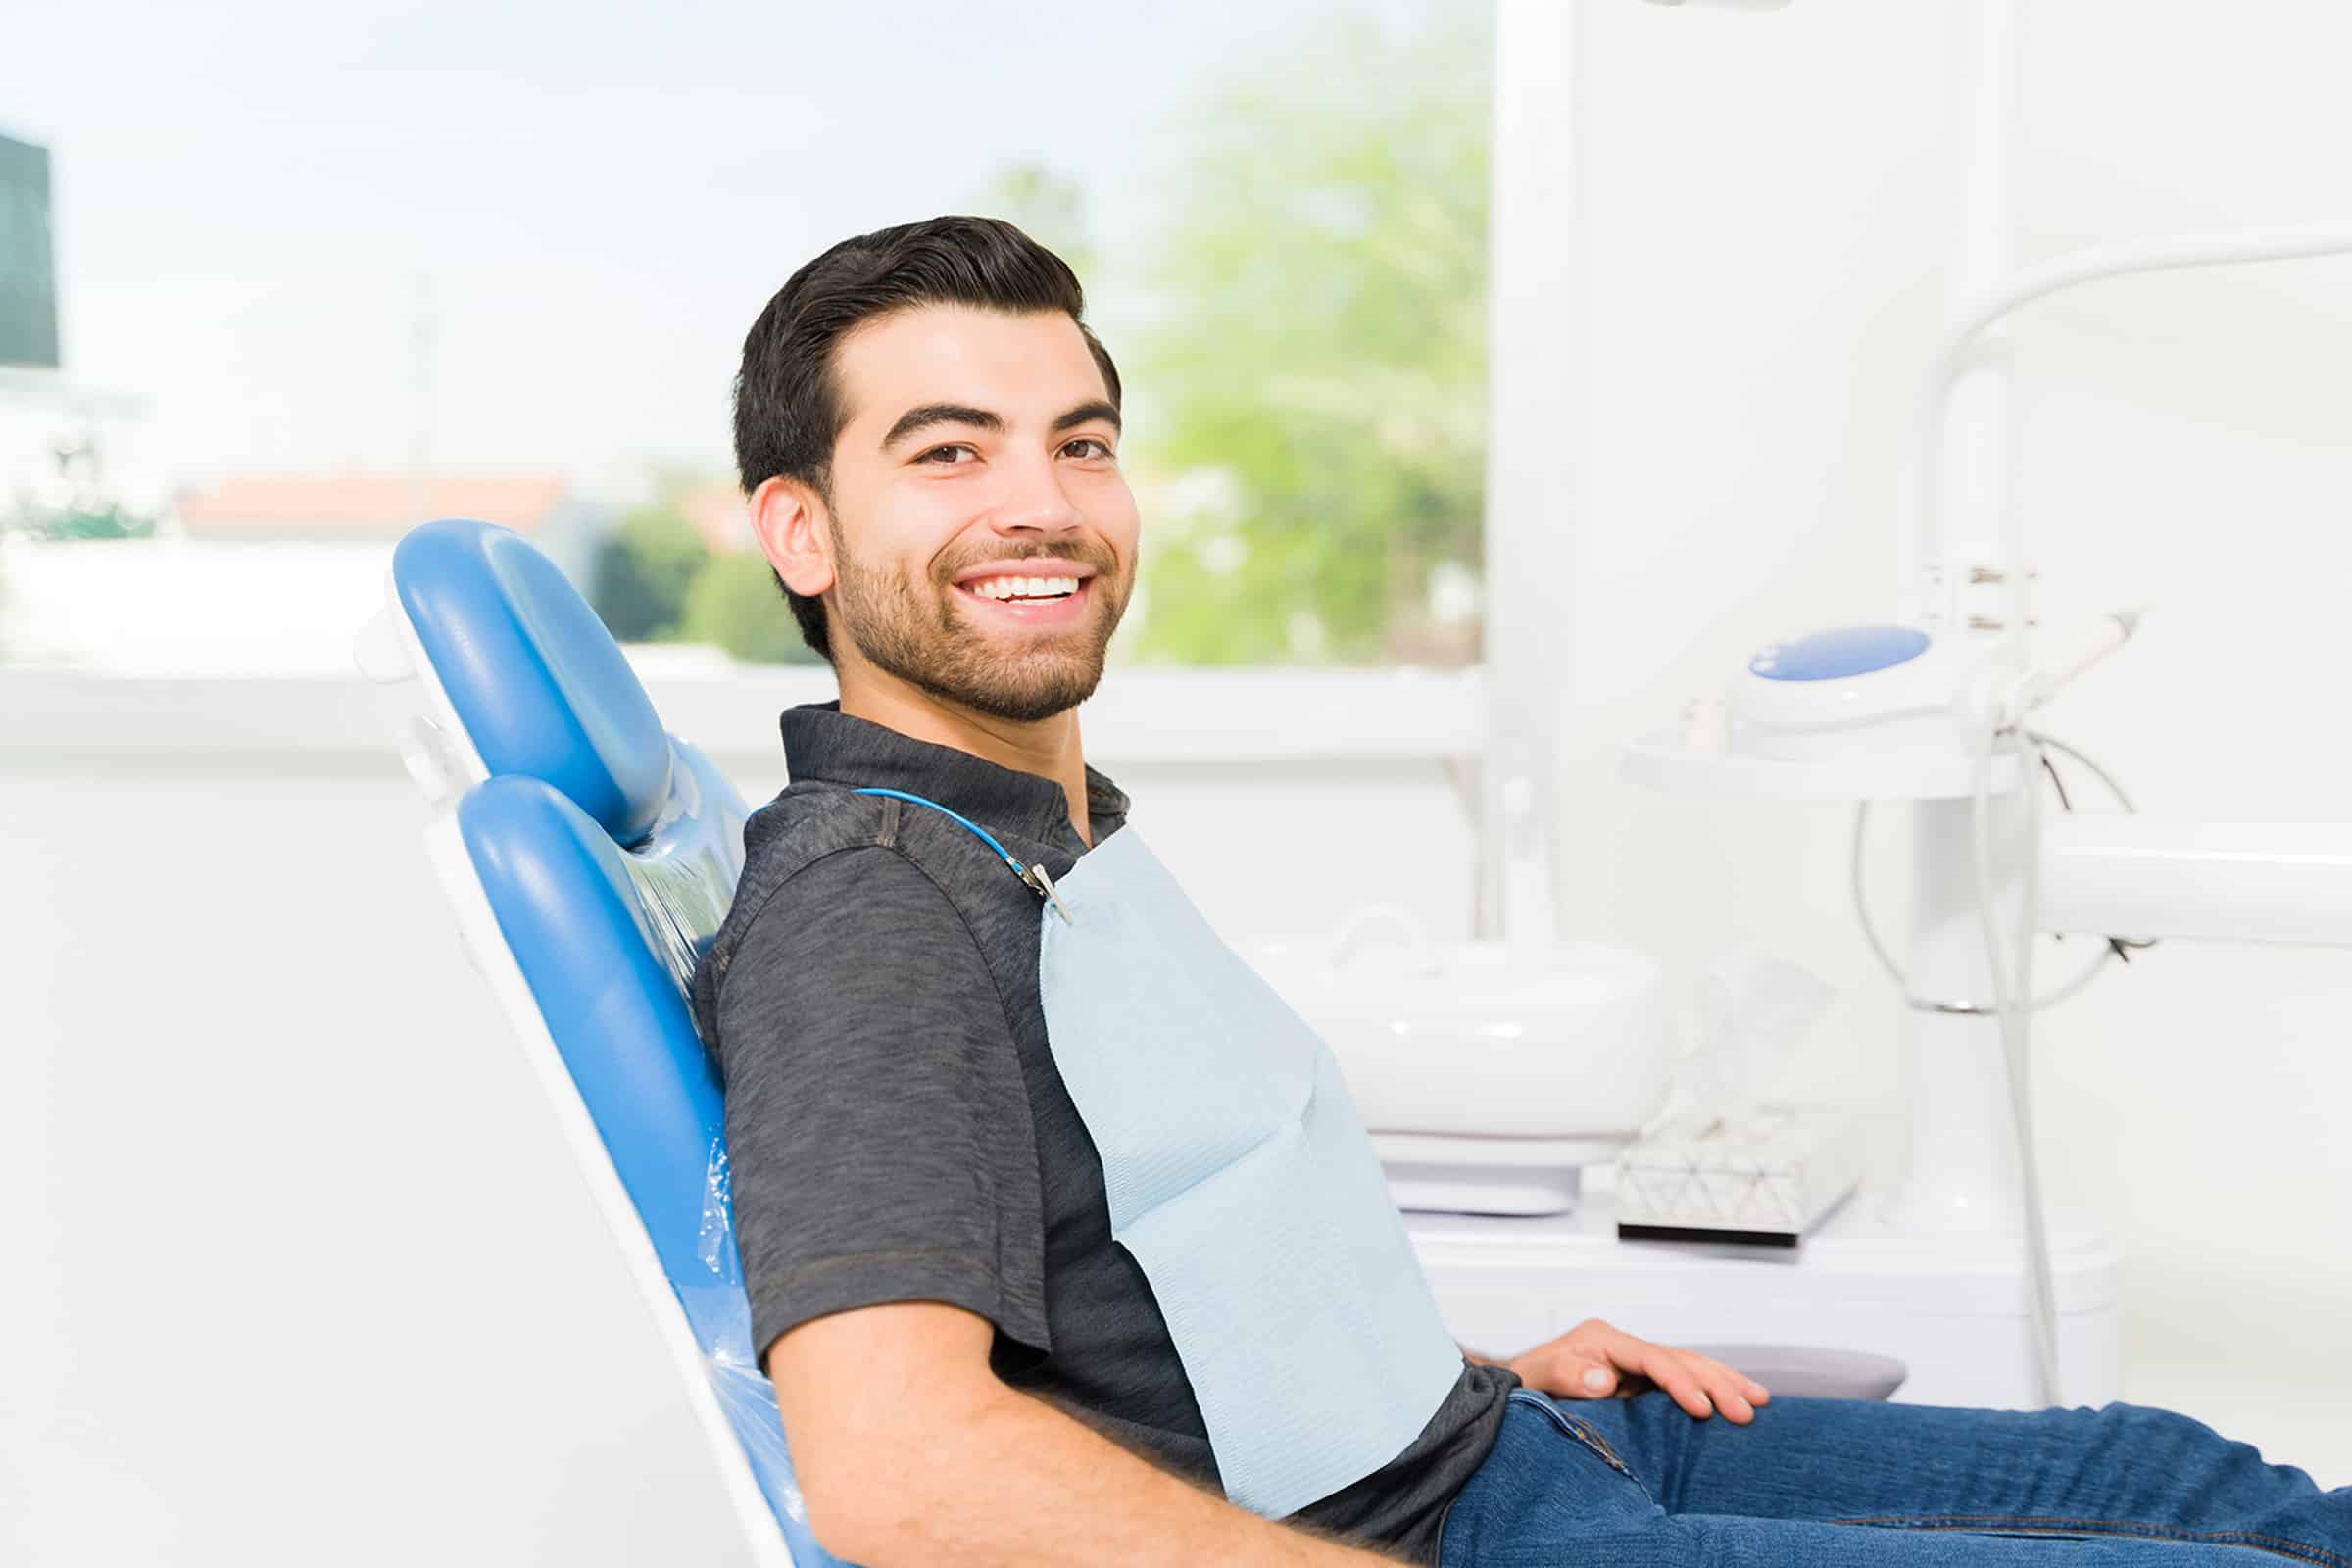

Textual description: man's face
[817,304,1140,723]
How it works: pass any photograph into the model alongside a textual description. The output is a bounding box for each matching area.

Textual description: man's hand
[1506,1318,1770,1424]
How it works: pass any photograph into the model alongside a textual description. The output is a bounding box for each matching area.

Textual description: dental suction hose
[1971,722,2062,1408]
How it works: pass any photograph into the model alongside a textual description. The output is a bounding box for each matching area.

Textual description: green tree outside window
[1114,10,1491,666]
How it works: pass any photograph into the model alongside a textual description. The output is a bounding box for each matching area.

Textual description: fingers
[1519,1345,1620,1398]
[1602,1330,1770,1424]
[1682,1352,1764,1424]
[1572,1356,1617,1396]
[1540,1322,1772,1426]
[1525,1319,1617,1400]
[1628,1340,1722,1420]
[1688,1351,1772,1416]
[1566,1322,1711,1418]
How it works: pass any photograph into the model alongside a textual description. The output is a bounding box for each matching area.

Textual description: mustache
[933,543,1121,583]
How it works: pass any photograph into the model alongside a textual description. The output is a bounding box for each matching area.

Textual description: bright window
[0,1,1490,674]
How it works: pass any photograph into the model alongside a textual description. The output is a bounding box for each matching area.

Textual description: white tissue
[1678,945,1838,1122]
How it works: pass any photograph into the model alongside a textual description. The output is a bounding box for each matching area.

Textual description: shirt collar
[779,701,1130,847]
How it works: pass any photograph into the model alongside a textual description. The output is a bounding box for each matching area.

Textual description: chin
[940,643,1107,719]
[960,666,1107,723]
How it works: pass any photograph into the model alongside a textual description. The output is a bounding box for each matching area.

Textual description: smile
[952,573,1095,626]
[965,573,1081,603]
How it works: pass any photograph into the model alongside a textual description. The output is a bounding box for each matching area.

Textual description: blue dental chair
[356,518,847,1568]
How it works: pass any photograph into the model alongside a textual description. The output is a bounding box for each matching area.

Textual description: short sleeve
[713,845,1050,1369]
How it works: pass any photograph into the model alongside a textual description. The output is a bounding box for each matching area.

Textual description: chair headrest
[393,517,671,845]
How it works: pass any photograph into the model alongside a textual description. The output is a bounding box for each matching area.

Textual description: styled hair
[732,216,1122,662]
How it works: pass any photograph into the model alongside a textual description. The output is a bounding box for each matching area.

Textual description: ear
[748,474,835,598]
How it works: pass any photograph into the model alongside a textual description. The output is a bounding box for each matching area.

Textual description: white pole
[1478,0,1585,947]
[1905,0,2022,637]
[1896,0,2028,1236]
[1900,793,2034,1231]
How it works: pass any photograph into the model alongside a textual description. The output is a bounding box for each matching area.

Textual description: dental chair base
[1407,1183,2121,1410]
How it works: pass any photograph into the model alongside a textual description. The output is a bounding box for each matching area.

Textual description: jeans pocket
[1506,1390,1640,1483]
[1439,1392,1660,1563]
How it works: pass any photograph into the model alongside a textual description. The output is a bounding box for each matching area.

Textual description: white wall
[1552,0,2352,1480]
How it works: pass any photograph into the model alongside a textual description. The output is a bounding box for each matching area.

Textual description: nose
[987,451,1085,537]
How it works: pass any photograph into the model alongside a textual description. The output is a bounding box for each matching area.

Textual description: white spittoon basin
[1250,929,1674,1217]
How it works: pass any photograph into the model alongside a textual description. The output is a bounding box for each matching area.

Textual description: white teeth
[969,574,1080,600]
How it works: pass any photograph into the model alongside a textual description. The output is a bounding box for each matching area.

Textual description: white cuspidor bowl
[1248,907,1675,1145]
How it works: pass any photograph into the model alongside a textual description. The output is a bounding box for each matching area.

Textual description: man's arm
[773,1300,1412,1568]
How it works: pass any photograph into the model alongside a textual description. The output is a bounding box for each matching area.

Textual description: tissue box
[1614,1103,1862,1246]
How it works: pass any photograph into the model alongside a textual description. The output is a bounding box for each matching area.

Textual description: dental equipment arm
[1906,223,2352,639]
[773,1302,1413,1567]
[2038,819,2352,949]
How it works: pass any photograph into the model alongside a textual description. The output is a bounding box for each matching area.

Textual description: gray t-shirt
[690,703,1514,1565]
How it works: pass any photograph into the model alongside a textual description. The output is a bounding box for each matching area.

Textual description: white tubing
[1970,721,2061,1406]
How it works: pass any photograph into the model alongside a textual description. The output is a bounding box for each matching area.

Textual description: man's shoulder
[694,785,901,1037]
[730,780,1024,915]
[737,779,895,887]
[692,783,1019,1043]
[714,783,947,963]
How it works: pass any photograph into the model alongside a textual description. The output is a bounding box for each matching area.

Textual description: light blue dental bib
[857,790,1463,1519]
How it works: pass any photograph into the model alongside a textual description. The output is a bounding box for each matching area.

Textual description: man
[690,216,2345,1566]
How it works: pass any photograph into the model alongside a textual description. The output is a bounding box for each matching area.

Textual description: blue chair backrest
[387,518,844,1567]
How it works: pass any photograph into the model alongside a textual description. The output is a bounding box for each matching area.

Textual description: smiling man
[690,218,2348,1568]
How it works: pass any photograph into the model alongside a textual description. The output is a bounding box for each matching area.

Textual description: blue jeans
[1436,1388,2349,1565]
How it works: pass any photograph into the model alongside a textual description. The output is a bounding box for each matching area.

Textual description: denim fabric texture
[1436,1389,2349,1565]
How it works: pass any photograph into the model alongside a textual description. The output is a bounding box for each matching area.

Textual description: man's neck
[836,665,1095,847]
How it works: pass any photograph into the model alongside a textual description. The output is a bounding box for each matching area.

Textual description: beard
[827,520,1132,724]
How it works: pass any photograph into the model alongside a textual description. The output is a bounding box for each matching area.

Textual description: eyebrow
[880,399,1123,452]
[1052,399,1123,437]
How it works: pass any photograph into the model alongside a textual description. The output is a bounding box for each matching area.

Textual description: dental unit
[1269,0,2352,1416]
